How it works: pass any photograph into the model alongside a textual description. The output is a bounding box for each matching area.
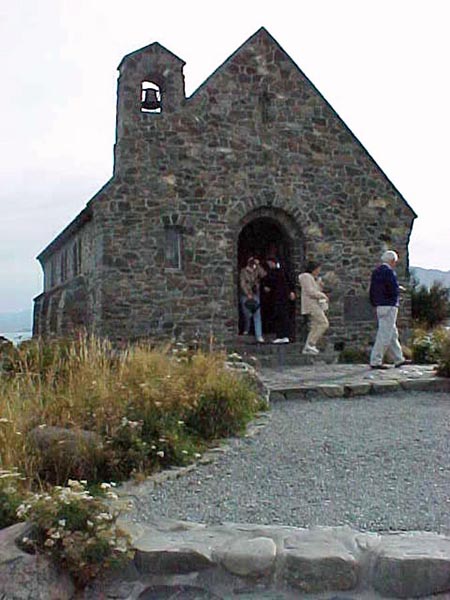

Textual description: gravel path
[129,392,450,533]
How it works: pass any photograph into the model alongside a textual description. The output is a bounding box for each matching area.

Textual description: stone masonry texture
[33,28,416,347]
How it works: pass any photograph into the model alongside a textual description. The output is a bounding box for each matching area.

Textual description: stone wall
[34,28,415,348]
[34,216,101,337]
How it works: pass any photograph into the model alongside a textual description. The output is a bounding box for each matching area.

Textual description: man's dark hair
[304,261,320,273]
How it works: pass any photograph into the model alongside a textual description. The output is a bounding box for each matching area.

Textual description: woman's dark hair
[304,261,320,273]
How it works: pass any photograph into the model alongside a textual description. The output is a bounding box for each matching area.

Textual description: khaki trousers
[305,304,329,347]
[370,306,404,366]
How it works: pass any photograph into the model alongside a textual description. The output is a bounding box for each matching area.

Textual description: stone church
[33,27,416,348]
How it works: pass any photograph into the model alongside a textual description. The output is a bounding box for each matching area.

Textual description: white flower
[100,482,111,489]
[182,450,188,455]
[58,519,66,527]
[50,530,61,539]
[194,453,202,458]
[95,512,113,521]
[17,503,30,518]
[156,450,165,458]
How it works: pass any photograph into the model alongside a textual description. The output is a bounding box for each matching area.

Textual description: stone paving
[259,363,450,401]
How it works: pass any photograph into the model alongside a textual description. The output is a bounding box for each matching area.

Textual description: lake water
[0,330,33,345]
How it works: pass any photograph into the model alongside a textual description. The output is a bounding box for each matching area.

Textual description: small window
[73,239,82,276]
[259,90,271,124]
[49,258,56,288]
[165,227,181,269]
[60,250,68,282]
[141,81,161,113]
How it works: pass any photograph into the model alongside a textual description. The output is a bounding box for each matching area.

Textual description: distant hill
[0,309,33,334]
[411,267,450,289]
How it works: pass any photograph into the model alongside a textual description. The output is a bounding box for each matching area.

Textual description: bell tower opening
[237,217,295,337]
[141,81,162,113]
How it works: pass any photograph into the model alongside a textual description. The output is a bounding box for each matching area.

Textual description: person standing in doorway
[239,256,266,343]
[369,250,409,369]
[298,261,329,354]
[263,255,296,344]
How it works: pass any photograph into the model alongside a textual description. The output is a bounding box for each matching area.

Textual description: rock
[400,378,450,393]
[28,425,103,453]
[371,381,400,394]
[281,528,359,592]
[0,522,74,599]
[213,536,276,577]
[371,532,450,597]
[131,523,214,575]
[344,382,371,397]
[27,425,105,483]
[318,384,345,398]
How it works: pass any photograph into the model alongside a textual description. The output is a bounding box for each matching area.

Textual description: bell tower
[114,42,186,172]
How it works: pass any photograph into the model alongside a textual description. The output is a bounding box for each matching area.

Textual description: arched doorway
[237,217,296,338]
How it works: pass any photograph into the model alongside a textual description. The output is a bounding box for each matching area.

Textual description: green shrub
[185,373,264,441]
[436,337,450,377]
[338,347,369,364]
[0,470,26,529]
[411,328,449,364]
[16,480,133,588]
[411,280,450,329]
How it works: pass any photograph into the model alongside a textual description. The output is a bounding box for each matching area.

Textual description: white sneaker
[256,337,265,343]
[303,345,319,355]
[273,337,289,344]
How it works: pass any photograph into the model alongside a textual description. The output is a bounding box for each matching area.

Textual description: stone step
[224,338,338,367]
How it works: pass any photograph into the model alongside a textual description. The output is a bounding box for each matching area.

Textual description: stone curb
[3,521,450,599]
[86,520,450,598]
[267,376,450,402]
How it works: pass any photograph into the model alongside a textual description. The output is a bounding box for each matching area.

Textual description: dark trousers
[273,302,290,338]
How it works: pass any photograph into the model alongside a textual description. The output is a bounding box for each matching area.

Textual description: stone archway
[237,210,305,338]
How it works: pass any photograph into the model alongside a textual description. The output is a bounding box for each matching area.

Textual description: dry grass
[0,335,264,491]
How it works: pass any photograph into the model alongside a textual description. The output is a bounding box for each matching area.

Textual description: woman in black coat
[263,256,296,343]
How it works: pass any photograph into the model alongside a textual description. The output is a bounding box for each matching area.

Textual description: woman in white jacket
[298,261,329,354]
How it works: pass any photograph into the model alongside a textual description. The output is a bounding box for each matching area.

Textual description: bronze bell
[141,88,161,110]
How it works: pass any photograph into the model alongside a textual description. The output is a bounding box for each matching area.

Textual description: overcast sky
[1,0,449,314]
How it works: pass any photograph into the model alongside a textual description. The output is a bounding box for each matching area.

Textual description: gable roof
[118,41,185,69]
[189,27,417,219]
[36,179,112,263]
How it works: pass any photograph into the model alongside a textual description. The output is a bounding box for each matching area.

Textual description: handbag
[319,298,329,312]
[244,298,260,314]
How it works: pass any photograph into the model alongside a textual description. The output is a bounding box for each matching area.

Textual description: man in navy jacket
[369,250,408,369]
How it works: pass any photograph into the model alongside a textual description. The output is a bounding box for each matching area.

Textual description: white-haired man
[369,250,409,369]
